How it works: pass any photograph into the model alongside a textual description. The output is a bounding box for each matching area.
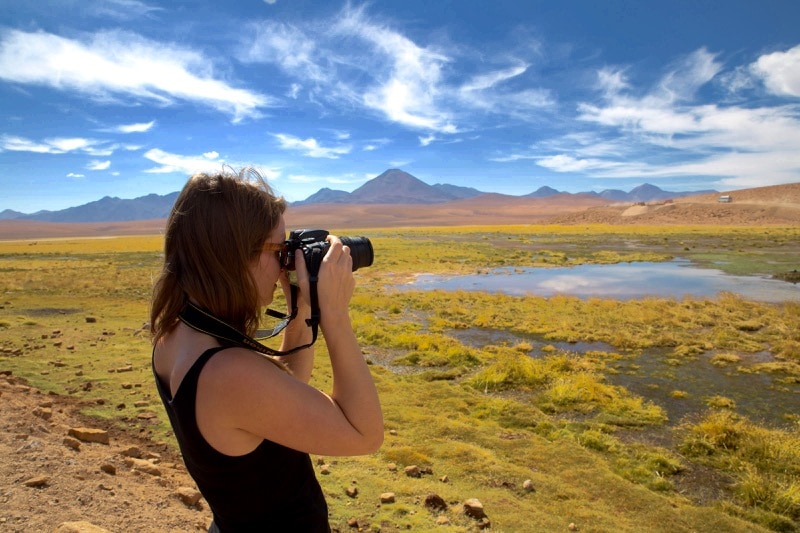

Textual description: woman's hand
[317,236,355,327]
[276,248,314,380]
[277,248,311,314]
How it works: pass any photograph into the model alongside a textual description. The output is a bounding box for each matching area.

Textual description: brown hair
[150,168,286,345]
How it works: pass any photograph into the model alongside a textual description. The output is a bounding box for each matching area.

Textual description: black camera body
[282,229,374,275]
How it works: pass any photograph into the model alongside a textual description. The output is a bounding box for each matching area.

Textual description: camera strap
[178,282,318,357]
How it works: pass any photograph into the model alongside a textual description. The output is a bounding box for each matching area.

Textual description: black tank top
[153,347,330,532]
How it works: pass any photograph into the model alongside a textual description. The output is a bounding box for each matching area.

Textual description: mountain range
[0,169,715,223]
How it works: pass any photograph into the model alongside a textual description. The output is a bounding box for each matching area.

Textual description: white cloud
[418,134,436,147]
[0,29,273,122]
[336,8,455,132]
[89,0,164,20]
[143,148,224,174]
[273,133,351,159]
[87,160,111,170]
[112,121,155,133]
[0,134,114,156]
[656,48,721,103]
[203,151,219,159]
[239,5,556,134]
[533,47,800,188]
[241,22,329,84]
[751,44,800,98]
[66,172,85,179]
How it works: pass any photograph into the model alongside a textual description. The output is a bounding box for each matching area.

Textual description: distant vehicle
[718,195,732,203]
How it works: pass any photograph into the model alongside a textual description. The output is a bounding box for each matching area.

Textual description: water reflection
[410,259,800,303]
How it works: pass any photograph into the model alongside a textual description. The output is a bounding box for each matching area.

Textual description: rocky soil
[0,371,211,532]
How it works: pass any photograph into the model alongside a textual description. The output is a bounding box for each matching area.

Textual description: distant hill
[7,193,179,223]
[525,186,561,198]
[528,182,717,202]
[291,169,484,205]
[3,168,717,223]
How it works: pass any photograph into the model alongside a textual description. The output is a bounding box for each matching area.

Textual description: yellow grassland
[1,225,798,532]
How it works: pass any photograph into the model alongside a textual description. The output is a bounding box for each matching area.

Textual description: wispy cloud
[143,148,224,174]
[0,29,273,122]
[108,121,155,133]
[273,133,352,158]
[0,134,114,156]
[87,160,111,170]
[88,0,164,20]
[240,4,551,135]
[528,46,800,188]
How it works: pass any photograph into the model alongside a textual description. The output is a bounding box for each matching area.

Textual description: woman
[150,169,383,531]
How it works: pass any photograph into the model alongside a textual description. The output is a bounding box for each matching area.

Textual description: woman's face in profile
[251,216,287,308]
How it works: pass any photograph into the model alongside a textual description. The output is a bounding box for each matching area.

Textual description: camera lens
[341,236,373,271]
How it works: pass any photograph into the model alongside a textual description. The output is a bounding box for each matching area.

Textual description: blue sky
[2,0,799,213]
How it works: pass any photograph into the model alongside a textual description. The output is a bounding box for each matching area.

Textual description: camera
[282,229,374,275]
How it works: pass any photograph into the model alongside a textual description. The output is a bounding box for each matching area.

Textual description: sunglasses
[262,241,290,268]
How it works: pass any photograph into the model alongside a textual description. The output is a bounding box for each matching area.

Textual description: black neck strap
[179,280,319,357]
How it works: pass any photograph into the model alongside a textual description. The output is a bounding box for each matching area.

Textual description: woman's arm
[274,252,314,382]
[196,239,383,457]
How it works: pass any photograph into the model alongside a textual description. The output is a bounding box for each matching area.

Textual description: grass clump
[679,410,800,528]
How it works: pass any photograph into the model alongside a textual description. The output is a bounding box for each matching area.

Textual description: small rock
[320,464,331,475]
[523,479,535,492]
[85,317,97,323]
[424,493,447,512]
[124,457,161,476]
[347,517,359,528]
[63,437,81,450]
[440,475,449,483]
[404,465,421,478]
[68,427,109,445]
[100,463,116,475]
[568,523,578,531]
[380,492,396,504]
[345,486,358,498]
[54,521,111,533]
[176,486,202,507]
[23,475,50,488]
[119,446,142,458]
[436,516,450,525]
[463,498,487,520]
[477,517,491,530]
[387,462,397,472]
[33,406,52,420]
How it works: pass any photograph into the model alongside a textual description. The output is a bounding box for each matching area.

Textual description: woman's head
[151,168,287,343]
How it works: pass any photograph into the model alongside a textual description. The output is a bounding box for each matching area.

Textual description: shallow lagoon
[406,260,800,427]
[409,259,800,303]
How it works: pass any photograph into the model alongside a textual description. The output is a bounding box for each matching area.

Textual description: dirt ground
[0,371,213,532]
[0,182,798,532]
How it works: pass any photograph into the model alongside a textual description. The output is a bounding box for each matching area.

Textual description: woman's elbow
[354,428,384,455]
